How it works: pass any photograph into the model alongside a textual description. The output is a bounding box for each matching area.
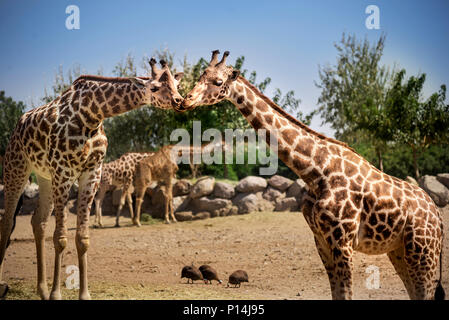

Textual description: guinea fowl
[227,270,249,288]
[181,265,203,284]
[199,265,223,284]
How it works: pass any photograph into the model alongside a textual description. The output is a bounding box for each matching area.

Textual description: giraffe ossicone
[178,50,445,300]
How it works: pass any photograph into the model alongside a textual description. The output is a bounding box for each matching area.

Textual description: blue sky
[1,0,448,137]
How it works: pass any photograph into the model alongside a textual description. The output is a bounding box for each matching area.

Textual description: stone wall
[2,173,449,222]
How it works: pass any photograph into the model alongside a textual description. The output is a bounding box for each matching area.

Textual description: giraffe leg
[387,247,415,298]
[49,176,73,300]
[168,185,177,223]
[94,186,107,228]
[127,192,135,223]
[164,189,170,224]
[0,151,30,297]
[399,216,442,300]
[134,185,146,227]
[311,199,356,300]
[115,187,128,227]
[31,175,54,300]
[75,168,101,300]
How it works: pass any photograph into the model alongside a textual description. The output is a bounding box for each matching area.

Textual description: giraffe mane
[237,76,356,153]
[72,75,151,86]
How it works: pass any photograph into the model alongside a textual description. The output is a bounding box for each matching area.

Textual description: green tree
[384,70,449,178]
[315,33,392,170]
[0,91,25,156]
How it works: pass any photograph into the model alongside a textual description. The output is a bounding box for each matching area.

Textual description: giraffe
[134,145,179,225]
[177,50,445,300]
[93,152,154,228]
[0,59,184,300]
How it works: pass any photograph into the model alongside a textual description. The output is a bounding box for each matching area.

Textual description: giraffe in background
[178,50,445,300]
[0,59,184,300]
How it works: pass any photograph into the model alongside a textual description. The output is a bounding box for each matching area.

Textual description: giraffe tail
[434,237,445,300]
[5,194,23,249]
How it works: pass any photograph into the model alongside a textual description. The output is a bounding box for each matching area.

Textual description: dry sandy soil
[2,206,448,300]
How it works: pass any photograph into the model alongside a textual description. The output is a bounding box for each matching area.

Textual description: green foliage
[0,91,25,155]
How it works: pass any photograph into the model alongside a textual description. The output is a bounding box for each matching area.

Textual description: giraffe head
[177,50,240,111]
[131,58,184,109]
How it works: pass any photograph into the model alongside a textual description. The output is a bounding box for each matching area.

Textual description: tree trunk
[376,148,384,172]
[412,147,420,179]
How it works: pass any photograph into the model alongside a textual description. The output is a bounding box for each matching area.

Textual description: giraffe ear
[130,77,148,88]
[174,72,184,81]
[229,70,240,81]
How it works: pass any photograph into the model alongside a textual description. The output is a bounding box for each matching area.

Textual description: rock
[213,182,235,199]
[235,176,267,193]
[419,175,449,207]
[268,175,293,192]
[193,211,210,220]
[275,197,300,212]
[286,179,306,198]
[262,187,285,202]
[151,185,168,206]
[65,199,77,215]
[255,191,275,212]
[405,176,419,186]
[23,182,39,199]
[175,211,193,222]
[190,176,215,199]
[232,193,259,214]
[173,179,192,197]
[173,196,189,212]
[191,197,231,212]
[436,173,449,189]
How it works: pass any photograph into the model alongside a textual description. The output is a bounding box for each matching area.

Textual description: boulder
[190,176,215,199]
[21,197,38,215]
[232,193,259,214]
[405,176,419,186]
[436,173,449,189]
[175,211,193,221]
[268,175,293,192]
[193,211,211,220]
[419,175,449,207]
[151,185,168,207]
[213,182,235,199]
[173,196,189,212]
[262,187,285,202]
[275,197,300,212]
[191,196,231,212]
[173,179,192,197]
[286,179,306,198]
[24,182,39,199]
[211,205,239,217]
[255,191,275,212]
[235,176,267,193]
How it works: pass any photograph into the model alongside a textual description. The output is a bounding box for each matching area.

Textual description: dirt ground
[2,206,448,300]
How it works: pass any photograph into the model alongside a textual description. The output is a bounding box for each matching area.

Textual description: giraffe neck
[66,76,151,127]
[228,76,349,193]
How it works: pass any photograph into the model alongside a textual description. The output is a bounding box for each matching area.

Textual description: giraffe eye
[213,79,223,86]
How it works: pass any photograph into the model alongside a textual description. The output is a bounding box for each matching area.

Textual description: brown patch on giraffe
[251,116,264,130]
[344,160,358,177]
[303,168,321,184]
[282,129,297,145]
[256,100,268,112]
[296,138,313,157]
[265,114,273,125]
[329,175,347,189]
[314,146,330,168]
[324,157,342,176]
